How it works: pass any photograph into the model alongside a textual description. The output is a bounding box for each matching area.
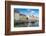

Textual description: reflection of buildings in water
[27,15,39,27]
[27,15,35,27]
[14,12,39,27]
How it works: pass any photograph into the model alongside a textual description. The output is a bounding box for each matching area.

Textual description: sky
[14,8,39,17]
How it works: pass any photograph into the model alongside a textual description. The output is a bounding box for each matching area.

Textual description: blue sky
[14,8,39,17]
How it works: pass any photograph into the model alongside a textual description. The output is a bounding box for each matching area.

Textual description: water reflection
[14,20,39,27]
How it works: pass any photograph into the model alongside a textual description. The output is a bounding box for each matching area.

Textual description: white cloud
[28,11,35,16]
[31,11,35,14]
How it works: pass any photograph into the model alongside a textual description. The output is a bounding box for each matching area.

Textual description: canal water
[14,20,39,27]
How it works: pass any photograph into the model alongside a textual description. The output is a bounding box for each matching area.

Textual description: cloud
[29,11,35,16]
[31,11,35,14]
